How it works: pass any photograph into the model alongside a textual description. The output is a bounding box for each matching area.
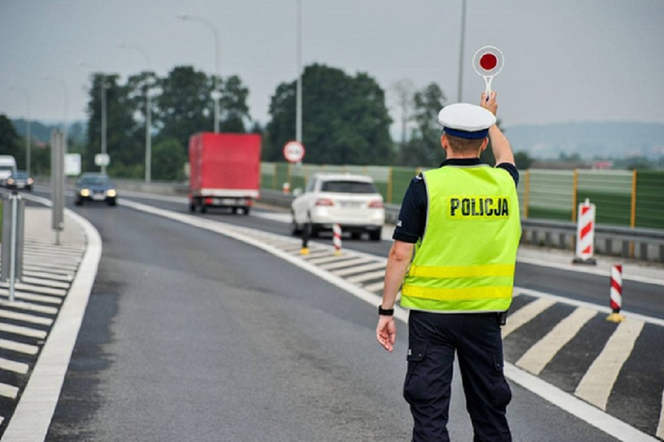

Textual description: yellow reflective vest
[401,164,521,312]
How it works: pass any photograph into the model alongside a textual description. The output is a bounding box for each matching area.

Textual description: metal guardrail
[109,182,664,263]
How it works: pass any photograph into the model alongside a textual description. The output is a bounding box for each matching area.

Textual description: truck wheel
[242,207,251,215]
[369,230,381,241]
[200,204,207,213]
[189,201,196,212]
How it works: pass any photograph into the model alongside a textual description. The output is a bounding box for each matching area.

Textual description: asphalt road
[40,194,626,441]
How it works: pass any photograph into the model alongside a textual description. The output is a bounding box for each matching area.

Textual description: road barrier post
[607,264,625,323]
[300,223,310,255]
[333,223,342,255]
[1,191,25,302]
[573,198,597,265]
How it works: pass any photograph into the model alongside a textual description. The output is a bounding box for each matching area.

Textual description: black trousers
[404,311,512,442]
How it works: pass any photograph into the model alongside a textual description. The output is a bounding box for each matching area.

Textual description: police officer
[376,91,521,442]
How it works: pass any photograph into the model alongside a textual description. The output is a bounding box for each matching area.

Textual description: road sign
[65,153,81,176]
[95,153,110,167]
[283,141,305,163]
[473,46,504,98]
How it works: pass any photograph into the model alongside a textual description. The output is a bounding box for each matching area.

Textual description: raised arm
[481,91,515,166]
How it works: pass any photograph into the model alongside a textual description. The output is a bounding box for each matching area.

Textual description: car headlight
[27,178,34,184]
[7,179,13,185]
[80,188,90,197]
[107,189,117,197]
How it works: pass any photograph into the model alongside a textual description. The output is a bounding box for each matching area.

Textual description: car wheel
[351,232,361,240]
[108,199,117,206]
[75,198,83,206]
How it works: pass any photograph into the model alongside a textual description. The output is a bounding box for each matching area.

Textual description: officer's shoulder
[410,173,424,185]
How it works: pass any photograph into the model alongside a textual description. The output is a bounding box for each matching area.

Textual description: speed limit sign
[283,141,305,163]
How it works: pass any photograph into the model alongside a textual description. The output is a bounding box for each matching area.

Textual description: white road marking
[575,319,645,410]
[306,254,347,264]
[3,206,102,442]
[0,382,19,399]
[318,257,373,271]
[0,358,29,374]
[0,300,58,315]
[0,322,47,339]
[0,338,39,355]
[19,276,70,289]
[0,309,53,326]
[363,281,385,292]
[516,307,597,375]
[346,270,386,284]
[113,199,661,442]
[658,391,664,440]
[502,298,555,339]
[332,262,386,276]
[0,291,62,305]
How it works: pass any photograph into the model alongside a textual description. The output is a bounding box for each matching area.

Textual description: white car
[290,173,385,241]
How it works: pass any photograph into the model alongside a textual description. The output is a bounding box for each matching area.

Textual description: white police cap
[438,103,496,140]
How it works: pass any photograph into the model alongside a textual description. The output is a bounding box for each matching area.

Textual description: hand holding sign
[473,46,504,100]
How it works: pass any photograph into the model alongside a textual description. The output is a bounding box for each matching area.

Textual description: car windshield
[321,180,377,194]
[79,176,112,186]
[11,172,28,179]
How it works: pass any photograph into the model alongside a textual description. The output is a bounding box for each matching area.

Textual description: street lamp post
[44,76,69,154]
[457,0,467,103]
[8,87,31,175]
[78,61,108,175]
[118,41,153,183]
[178,13,221,133]
[296,0,302,143]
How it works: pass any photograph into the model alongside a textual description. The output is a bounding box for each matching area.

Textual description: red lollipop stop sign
[473,46,504,99]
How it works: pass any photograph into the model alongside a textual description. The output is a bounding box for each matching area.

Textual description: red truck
[188,132,262,214]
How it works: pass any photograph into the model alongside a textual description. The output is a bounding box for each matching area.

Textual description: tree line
[0,63,535,179]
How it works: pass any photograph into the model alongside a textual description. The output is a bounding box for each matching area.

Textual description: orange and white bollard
[607,264,625,323]
[573,198,597,265]
[333,223,342,255]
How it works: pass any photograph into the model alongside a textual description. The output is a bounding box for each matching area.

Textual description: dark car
[6,170,34,191]
[74,174,117,206]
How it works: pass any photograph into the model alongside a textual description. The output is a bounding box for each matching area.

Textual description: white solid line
[575,319,645,410]
[502,298,555,339]
[118,199,658,442]
[516,307,597,375]
[515,286,664,328]
[657,390,664,440]
[517,256,664,287]
[3,207,102,442]
[505,364,659,442]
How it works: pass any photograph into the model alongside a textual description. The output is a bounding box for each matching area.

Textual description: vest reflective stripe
[408,263,515,279]
[402,285,512,301]
[401,165,521,313]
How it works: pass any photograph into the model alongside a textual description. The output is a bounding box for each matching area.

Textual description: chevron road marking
[0,358,29,374]
[118,198,661,442]
[502,298,556,339]
[0,338,39,355]
[575,319,645,410]
[0,383,19,399]
[516,307,597,375]
[332,262,386,277]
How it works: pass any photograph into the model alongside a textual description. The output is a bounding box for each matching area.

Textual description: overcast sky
[1,0,663,132]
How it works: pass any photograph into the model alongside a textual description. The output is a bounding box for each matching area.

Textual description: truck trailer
[188,133,262,214]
